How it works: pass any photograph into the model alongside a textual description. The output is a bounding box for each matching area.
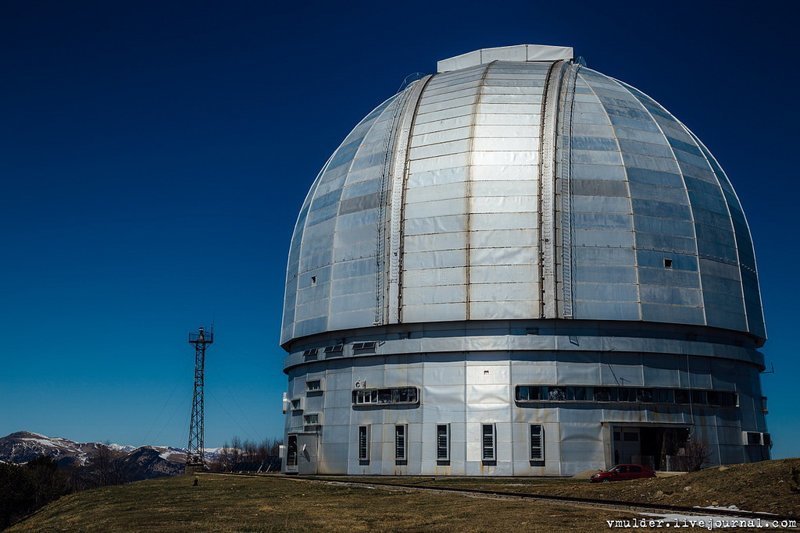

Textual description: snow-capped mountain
[0,431,112,467]
[0,431,198,479]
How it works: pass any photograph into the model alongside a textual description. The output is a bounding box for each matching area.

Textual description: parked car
[590,464,656,482]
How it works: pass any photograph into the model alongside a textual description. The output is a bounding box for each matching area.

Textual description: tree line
[207,436,282,473]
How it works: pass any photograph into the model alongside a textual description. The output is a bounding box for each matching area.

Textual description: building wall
[283,323,768,475]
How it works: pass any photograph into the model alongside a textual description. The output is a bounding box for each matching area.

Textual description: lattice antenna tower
[186,326,214,470]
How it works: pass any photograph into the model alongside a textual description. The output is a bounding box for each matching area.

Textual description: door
[614,428,641,465]
[297,434,319,475]
[286,435,298,473]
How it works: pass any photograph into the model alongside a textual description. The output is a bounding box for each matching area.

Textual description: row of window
[345,385,741,408]
[352,387,419,406]
[357,424,545,463]
[515,385,739,407]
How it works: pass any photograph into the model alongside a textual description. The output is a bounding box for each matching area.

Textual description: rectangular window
[675,389,691,404]
[352,387,419,406]
[594,387,616,402]
[303,413,319,425]
[358,425,370,462]
[546,386,566,401]
[691,390,707,405]
[306,379,322,392]
[746,431,761,446]
[481,424,496,461]
[762,433,771,447]
[530,424,544,461]
[652,388,674,403]
[618,388,637,402]
[395,425,407,462]
[567,386,591,401]
[436,424,450,461]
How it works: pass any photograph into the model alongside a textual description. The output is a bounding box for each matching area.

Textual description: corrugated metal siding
[621,81,750,333]
[570,72,640,320]
[401,64,487,322]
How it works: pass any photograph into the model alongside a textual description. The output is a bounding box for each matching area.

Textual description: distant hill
[0,431,201,480]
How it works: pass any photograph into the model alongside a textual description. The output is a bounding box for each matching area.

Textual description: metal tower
[186,326,213,470]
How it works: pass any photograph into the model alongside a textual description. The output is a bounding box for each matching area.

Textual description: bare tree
[684,438,712,471]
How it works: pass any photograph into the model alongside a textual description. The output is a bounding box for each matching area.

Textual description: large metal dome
[281,44,765,347]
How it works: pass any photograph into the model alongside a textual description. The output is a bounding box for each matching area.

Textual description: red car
[590,464,656,482]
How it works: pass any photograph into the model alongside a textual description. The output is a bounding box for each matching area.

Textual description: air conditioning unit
[282,392,290,414]
[742,431,763,446]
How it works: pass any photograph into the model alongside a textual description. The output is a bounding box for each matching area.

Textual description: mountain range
[0,431,224,480]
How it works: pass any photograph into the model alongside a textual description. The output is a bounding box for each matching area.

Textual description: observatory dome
[281,44,765,347]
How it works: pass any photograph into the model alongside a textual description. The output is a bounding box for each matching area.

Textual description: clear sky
[0,0,797,458]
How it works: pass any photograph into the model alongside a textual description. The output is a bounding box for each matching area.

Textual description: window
[481,424,496,462]
[547,386,566,401]
[567,386,591,401]
[395,425,407,462]
[352,341,377,353]
[306,379,322,392]
[691,390,707,405]
[358,426,370,462]
[516,385,543,401]
[436,424,450,461]
[637,388,653,403]
[664,258,673,268]
[303,413,319,425]
[675,389,691,404]
[594,387,615,402]
[324,344,343,356]
[652,388,674,403]
[515,384,736,409]
[761,396,768,414]
[302,348,318,358]
[631,465,642,473]
[290,397,303,411]
[746,431,761,446]
[352,387,419,406]
[763,433,771,447]
[618,388,637,402]
[530,424,544,461]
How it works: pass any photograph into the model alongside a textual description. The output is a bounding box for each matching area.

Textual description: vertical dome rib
[387,76,433,325]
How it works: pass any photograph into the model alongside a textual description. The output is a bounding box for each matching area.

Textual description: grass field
[347,458,800,518]
[8,473,637,532]
[9,458,799,531]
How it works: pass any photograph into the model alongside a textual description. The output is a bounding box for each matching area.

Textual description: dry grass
[9,473,637,532]
[11,459,798,531]
[348,458,800,517]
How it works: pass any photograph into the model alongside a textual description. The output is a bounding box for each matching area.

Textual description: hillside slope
[354,458,800,518]
[8,474,639,532]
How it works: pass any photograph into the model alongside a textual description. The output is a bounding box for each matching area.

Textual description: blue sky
[0,0,797,458]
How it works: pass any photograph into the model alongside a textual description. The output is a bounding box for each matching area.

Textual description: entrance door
[286,435,298,473]
[297,434,318,475]
[613,428,641,464]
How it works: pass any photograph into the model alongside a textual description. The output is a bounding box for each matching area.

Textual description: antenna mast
[186,326,214,470]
